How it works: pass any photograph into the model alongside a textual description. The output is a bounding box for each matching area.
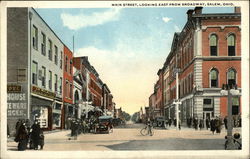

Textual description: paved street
[7,123,241,151]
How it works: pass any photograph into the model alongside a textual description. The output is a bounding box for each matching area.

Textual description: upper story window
[65,56,68,72]
[32,61,38,85]
[41,66,46,88]
[32,25,38,50]
[227,68,236,87]
[210,68,218,88]
[228,34,236,56]
[49,71,52,90]
[54,74,58,92]
[210,34,217,56]
[70,60,73,74]
[60,51,63,69]
[59,77,62,94]
[54,45,58,65]
[48,39,52,61]
[41,32,46,56]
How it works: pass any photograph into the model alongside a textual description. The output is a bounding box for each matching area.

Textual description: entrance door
[203,111,212,129]
[204,112,212,120]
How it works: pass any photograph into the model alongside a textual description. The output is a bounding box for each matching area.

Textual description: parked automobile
[153,116,167,128]
[96,116,113,134]
[112,118,122,126]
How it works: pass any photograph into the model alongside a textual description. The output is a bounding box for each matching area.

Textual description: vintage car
[153,116,167,128]
[96,116,113,134]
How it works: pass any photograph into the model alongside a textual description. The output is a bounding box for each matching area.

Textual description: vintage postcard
[0,1,249,159]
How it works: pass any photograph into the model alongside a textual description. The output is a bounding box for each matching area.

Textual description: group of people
[14,119,44,151]
[68,116,100,139]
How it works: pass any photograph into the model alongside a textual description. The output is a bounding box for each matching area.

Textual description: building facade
[7,8,64,132]
[149,7,241,124]
[62,46,74,128]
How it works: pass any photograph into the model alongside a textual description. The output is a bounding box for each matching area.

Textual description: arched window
[210,34,217,56]
[227,68,236,86]
[228,34,235,56]
[210,68,218,88]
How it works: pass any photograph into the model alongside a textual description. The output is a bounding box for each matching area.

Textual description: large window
[48,39,52,61]
[32,25,38,50]
[41,66,46,88]
[54,45,58,65]
[41,32,46,55]
[227,68,236,87]
[210,34,217,56]
[228,34,236,56]
[232,97,239,115]
[210,68,218,88]
[32,61,38,85]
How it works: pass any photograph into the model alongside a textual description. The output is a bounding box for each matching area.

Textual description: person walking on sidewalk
[15,122,29,151]
[205,117,210,130]
[224,116,228,130]
[210,118,216,134]
[31,120,41,150]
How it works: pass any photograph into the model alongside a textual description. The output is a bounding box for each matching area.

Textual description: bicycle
[140,125,154,136]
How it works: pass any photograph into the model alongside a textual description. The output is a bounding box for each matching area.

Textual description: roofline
[31,8,70,51]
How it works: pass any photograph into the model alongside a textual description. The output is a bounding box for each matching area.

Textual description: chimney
[234,7,241,13]
[186,9,194,20]
[194,7,203,14]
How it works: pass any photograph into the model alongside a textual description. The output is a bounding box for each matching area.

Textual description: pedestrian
[16,122,29,151]
[224,116,228,130]
[31,120,41,150]
[15,119,22,136]
[205,117,210,130]
[210,118,215,134]
[174,118,177,127]
[199,119,203,130]
[82,120,87,134]
[194,117,198,130]
[168,118,172,127]
[178,120,181,130]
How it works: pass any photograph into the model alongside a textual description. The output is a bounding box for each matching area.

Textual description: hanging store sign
[7,85,22,93]
[32,86,55,99]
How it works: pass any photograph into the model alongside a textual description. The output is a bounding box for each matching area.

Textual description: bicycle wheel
[140,127,148,136]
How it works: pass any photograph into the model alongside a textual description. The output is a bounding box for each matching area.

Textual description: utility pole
[174,68,181,130]
[221,84,239,149]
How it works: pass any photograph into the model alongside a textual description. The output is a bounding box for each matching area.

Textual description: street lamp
[221,83,239,150]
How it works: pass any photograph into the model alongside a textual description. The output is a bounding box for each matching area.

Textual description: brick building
[150,7,241,123]
[62,45,74,128]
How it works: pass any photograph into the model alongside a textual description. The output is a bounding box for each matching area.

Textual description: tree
[131,112,139,123]
[121,111,131,121]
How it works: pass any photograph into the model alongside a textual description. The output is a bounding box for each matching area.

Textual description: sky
[35,7,234,115]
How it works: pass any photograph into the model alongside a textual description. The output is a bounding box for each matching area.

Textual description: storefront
[31,85,55,130]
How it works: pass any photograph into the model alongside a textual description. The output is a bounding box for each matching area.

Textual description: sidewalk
[7,129,68,143]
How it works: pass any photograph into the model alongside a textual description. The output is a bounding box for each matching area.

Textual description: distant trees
[131,112,139,123]
[121,111,131,121]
